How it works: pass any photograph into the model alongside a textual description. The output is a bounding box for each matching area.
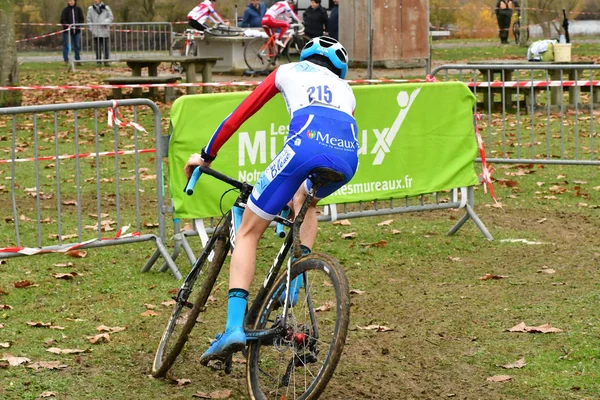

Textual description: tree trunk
[0,0,20,107]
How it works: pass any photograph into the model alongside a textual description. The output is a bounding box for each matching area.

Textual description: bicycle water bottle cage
[309,167,345,187]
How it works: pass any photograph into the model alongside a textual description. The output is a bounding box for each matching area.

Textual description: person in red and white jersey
[187,0,227,32]
[184,36,356,365]
[261,0,301,48]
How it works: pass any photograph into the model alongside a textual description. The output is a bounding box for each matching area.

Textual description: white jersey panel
[265,1,297,22]
[188,0,214,23]
[275,62,355,117]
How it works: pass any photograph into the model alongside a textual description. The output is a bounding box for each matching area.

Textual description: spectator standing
[328,0,339,40]
[495,0,519,44]
[240,0,266,28]
[86,0,113,65]
[60,0,84,64]
[302,0,328,39]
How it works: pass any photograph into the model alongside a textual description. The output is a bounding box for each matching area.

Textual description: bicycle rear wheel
[152,220,231,378]
[282,36,303,64]
[205,25,244,37]
[246,253,350,400]
[244,38,274,72]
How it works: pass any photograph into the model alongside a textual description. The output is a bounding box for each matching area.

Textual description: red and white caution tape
[467,80,600,89]
[17,23,63,26]
[0,79,416,92]
[0,148,155,164]
[0,226,141,256]
[107,100,148,133]
[16,29,68,43]
[474,113,498,204]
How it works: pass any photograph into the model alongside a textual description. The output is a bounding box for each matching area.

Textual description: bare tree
[0,0,21,107]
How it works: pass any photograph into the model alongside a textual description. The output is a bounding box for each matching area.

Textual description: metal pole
[519,0,528,47]
[367,0,373,79]
[235,5,238,27]
[426,0,431,74]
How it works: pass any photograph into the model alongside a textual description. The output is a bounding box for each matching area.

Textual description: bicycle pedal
[171,295,194,309]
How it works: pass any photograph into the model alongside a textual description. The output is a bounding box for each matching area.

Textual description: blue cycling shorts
[248,106,359,220]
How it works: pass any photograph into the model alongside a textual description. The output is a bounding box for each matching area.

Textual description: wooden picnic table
[120,56,222,94]
[467,60,593,108]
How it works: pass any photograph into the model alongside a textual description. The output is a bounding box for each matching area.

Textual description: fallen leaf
[87,333,110,344]
[323,281,333,287]
[0,304,13,310]
[39,392,58,398]
[377,219,394,226]
[0,289,8,295]
[65,318,85,322]
[53,262,74,268]
[537,267,556,274]
[143,222,159,228]
[62,200,78,206]
[26,321,52,328]
[536,218,547,224]
[52,272,78,280]
[350,289,365,295]
[479,274,509,280]
[314,301,335,312]
[499,357,526,369]
[140,310,160,317]
[486,375,512,383]
[1,353,30,366]
[96,325,126,333]
[27,361,68,370]
[46,347,88,355]
[332,219,351,226]
[192,390,232,399]
[176,378,191,386]
[0,324,4,329]
[360,240,388,248]
[341,232,356,239]
[67,250,87,258]
[14,280,37,289]
[392,229,401,234]
[0,342,10,348]
[448,256,461,262]
[161,300,176,307]
[357,325,394,332]
[508,322,563,333]
[144,304,156,310]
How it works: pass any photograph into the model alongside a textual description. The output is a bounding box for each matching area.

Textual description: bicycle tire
[246,253,350,400]
[512,21,520,44]
[152,220,231,378]
[244,37,274,72]
[282,36,302,64]
[205,25,244,37]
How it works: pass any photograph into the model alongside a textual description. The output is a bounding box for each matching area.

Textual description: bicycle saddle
[309,167,345,186]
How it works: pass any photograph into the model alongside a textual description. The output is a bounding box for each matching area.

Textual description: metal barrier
[0,99,181,279]
[431,63,600,165]
[68,22,173,70]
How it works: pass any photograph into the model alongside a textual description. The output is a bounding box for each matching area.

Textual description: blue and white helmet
[300,36,349,79]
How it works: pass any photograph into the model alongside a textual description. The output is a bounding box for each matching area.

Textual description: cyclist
[261,0,302,48]
[184,36,357,365]
[187,0,228,32]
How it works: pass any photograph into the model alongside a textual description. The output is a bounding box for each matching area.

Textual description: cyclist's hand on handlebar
[184,153,211,179]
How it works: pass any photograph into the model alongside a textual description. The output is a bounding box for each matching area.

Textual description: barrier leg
[447,204,493,240]
[159,233,184,272]
[141,237,182,280]
[180,235,197,265]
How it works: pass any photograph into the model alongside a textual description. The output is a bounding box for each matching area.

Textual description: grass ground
[1,43,600,399]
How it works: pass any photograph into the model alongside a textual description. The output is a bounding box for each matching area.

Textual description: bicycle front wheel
[246,253,350,400]
[152,220,231,378]
[244,38,273,72]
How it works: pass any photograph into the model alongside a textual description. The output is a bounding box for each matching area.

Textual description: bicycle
[152,165,351,399]
[204,23,244,37]
[512,14,529,44]
[244,23,306,73]
[170,28,203,73]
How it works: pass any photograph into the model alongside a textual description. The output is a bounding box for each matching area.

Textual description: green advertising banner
[168,82,478,219]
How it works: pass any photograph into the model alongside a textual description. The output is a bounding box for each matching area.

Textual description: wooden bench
[103,75,181,102]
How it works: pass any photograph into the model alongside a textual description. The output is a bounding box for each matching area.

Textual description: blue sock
[224,288,248,333]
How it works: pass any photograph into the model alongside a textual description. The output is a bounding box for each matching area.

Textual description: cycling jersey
[264,1,301,23]
[204,61,358,219]
[187,0,225,25]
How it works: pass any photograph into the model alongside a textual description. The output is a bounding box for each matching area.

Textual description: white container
[554,43,572,62]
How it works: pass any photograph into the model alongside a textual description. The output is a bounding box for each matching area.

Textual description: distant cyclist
[261,0,302,48]
[187,0,228,32]
[184,36,357,365]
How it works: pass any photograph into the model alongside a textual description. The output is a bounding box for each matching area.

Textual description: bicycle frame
[182,166,322,345]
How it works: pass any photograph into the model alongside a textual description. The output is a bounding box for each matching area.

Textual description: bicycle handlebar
[184,165,246,196]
